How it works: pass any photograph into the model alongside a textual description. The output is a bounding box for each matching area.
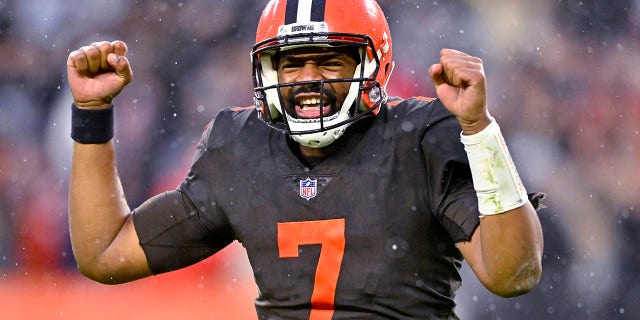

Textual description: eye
[324,60,342,66]
[279,61,301,70]
[321,59,346,71]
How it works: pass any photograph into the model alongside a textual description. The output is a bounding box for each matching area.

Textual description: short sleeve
[132,124,235,274]
[421,111,480,242]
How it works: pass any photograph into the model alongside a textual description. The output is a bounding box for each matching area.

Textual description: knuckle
[96,41,112,51]
[82,46,99,58]
[69,50,82,60]
[90,41,107,48]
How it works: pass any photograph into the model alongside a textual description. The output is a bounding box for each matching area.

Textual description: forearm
[68,141,132,278]
[471,203,543,297]
[456,116,544,296]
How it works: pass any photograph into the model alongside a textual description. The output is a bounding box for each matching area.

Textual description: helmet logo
[381,32,390,54]
[299,177,318,200]
[376,32,390,59]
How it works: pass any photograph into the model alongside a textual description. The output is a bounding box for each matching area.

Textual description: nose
[297,62,323,82]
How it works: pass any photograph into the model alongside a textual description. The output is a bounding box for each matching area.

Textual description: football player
[66,0,544,318]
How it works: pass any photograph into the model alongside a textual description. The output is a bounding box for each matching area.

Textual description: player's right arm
[67,40,153,284]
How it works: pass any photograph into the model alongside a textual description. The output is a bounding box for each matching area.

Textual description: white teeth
[299,97,321,107]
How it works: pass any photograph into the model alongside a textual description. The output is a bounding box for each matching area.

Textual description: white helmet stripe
[297,0,313,22]
[285,0,326,24]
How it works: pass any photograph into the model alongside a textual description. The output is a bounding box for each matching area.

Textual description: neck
[299,145,331,158]
[298,144,335,168]
[291,113,376,166]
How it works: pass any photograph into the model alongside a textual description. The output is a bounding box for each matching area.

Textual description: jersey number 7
[277,218,346,320]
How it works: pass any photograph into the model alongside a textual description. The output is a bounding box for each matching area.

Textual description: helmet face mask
[252,0,393,148]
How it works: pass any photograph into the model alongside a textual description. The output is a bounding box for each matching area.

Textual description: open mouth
[295,97,332,119]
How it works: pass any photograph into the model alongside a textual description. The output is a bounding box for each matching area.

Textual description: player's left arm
[428,48,543,297]
[458,204,543,297]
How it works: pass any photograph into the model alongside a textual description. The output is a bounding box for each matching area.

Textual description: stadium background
[1,0,639,319]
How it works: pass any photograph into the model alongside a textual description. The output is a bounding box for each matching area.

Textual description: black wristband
[70,103,114,144]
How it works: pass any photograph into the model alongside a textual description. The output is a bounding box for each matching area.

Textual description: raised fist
[67,40,133,109]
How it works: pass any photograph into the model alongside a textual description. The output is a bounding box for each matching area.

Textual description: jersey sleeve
[132,123,235,275]
[421,103,480,242]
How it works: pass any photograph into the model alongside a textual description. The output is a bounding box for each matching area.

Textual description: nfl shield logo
[299,178,317,200]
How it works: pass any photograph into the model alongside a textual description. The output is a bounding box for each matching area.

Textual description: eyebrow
[279,51,345,64]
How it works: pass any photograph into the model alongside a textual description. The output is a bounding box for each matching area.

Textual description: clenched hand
[67,40,133,109]
[428,48,491,135]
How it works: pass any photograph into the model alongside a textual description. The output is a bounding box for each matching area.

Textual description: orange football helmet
[252,0,394,147]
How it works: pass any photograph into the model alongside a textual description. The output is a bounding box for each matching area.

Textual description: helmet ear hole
[369,88,380,104]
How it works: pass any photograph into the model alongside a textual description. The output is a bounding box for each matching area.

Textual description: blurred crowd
[0,0,638,319]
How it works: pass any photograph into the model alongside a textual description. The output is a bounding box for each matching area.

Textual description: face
[276,47,359,119]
